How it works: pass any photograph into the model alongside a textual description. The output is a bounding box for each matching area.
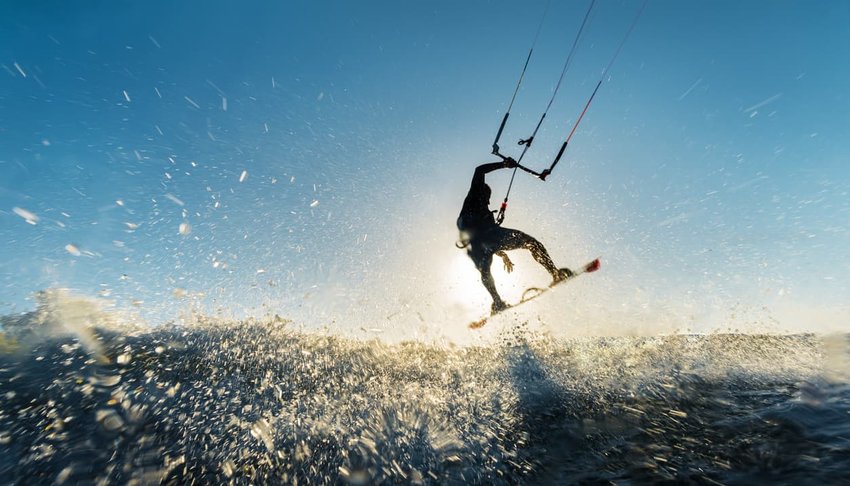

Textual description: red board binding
[584,258,601,273]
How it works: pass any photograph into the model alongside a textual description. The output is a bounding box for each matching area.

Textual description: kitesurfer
[457,158,573,313]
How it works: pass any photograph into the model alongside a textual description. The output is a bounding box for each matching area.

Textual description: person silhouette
[456,157,572,313]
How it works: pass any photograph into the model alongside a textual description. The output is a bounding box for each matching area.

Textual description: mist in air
[2,1,848,338]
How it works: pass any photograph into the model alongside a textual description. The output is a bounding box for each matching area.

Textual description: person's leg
[493,227,572,283]
[468,244,508,313]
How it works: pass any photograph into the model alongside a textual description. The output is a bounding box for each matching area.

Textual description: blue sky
[1,1,848,334]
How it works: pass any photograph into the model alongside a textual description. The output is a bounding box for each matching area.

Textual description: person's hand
[503,257,514,273]
[504,157,518,169]
[497,252,514,273]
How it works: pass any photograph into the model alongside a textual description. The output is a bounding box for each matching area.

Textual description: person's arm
[470,158,518,188]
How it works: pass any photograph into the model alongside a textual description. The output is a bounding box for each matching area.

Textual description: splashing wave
[0,293,847,484]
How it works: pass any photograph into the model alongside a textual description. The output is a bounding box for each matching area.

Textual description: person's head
[483,183,491,202]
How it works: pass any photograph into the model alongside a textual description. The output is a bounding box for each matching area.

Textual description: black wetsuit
[457,162,502,233]
[457,162,565,311]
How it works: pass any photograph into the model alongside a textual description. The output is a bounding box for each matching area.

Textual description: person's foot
[491,300,509,314]
[550,267,574,286]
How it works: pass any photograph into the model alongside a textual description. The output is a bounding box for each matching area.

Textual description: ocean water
[1,292,848,484]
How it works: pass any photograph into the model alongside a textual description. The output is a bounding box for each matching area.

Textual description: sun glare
[442,250,548,316]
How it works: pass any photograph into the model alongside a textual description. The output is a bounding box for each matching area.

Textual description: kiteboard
[468,257,601,329]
